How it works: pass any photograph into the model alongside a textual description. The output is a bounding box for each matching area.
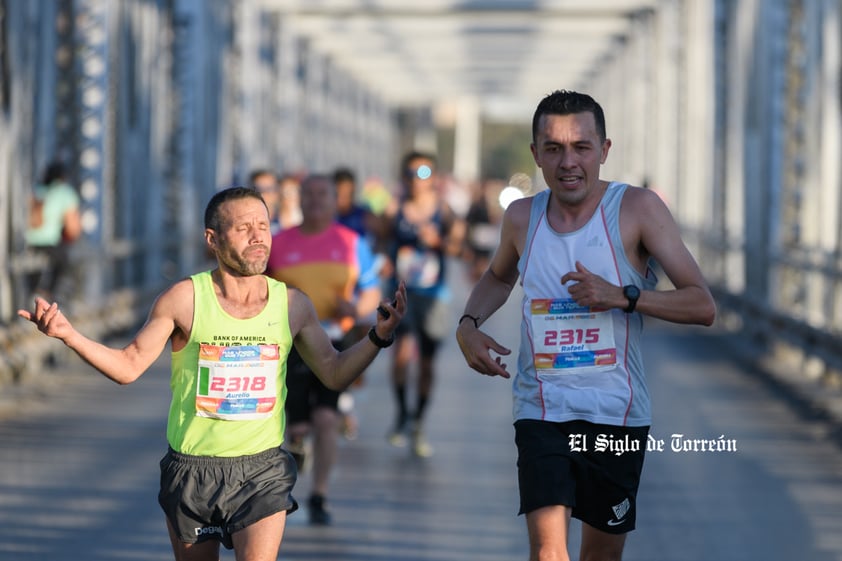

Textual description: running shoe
[308,494,332,525]
[411,423,434,458]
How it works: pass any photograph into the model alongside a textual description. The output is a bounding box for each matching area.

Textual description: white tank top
[513,183,657,426]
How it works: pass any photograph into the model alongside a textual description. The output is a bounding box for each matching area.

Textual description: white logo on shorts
[195,525,224,537]
[607,498,630,526]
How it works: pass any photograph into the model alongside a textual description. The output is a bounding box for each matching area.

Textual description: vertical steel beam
[823,0,842,328]
[74,0,112,302]
[708,0,730,287]
[171,0,201,276]
[53,0,77,169]
[741,0,785,313]
[776,0,808,312]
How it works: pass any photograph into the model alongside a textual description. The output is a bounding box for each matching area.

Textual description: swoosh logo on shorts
[606,518,626,527]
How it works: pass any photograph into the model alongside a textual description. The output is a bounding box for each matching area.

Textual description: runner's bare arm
[289,283,406,390]
[456,198,529,378]
[622,188,716,325]
[17,280,191,384]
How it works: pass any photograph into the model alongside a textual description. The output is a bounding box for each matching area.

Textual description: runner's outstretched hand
[456,322,511,379]
[18,297,75,342]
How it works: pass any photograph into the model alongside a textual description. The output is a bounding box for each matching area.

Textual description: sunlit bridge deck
[1,266,841,561]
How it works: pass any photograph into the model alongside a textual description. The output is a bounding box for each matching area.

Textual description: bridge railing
[0,239,197,388]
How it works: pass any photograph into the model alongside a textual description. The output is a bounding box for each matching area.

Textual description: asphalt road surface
[2,268,841,560]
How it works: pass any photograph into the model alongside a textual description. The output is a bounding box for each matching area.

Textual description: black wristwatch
[368,326,395,348]
[622,285,641,313]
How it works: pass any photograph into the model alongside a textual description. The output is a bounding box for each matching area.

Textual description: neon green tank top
[167,271,293,456]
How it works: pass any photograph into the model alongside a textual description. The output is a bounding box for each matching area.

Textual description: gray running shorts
[158,446,298,549]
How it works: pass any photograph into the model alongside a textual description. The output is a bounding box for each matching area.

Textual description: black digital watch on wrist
[622,285,641,313]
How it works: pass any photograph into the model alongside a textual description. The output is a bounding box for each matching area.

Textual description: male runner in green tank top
[18,186,406,561]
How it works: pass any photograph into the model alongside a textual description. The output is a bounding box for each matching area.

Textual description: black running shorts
[158,446,298,549]
[514,419,649,534]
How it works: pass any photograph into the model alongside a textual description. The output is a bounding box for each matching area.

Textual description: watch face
[625,285,640,299]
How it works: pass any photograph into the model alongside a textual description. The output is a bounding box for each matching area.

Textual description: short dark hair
[401,150,437,177]
[532,90,607,143]
[42,160,69,185]
[204,186,266,231]
[332,167,356,185]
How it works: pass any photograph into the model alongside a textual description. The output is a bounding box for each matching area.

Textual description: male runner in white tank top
[456,90,715,561]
